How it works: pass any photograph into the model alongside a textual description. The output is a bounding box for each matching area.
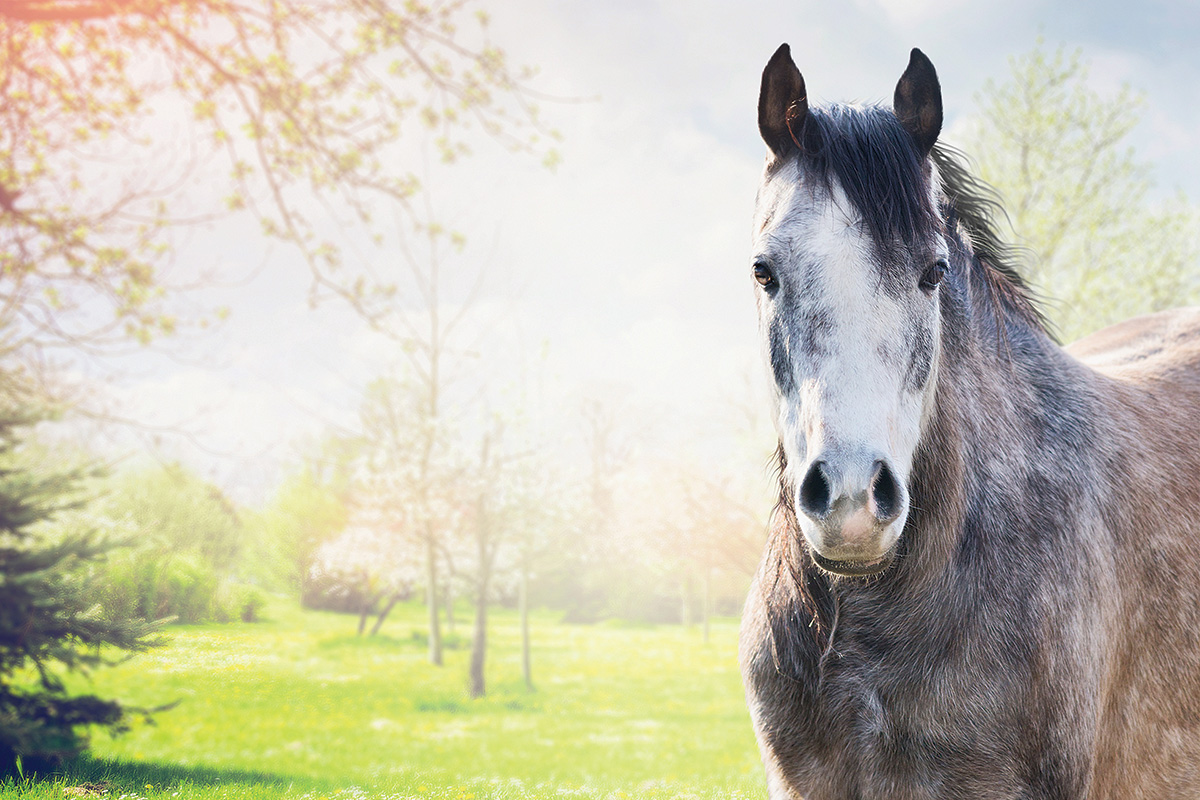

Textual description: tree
[308,523,419,635]
[4,1,558,667]
[0,407,160,771]
[677,469,767,639]
[355,372,465,663]
[250,451,352,598]
[505,457,576,691]
[959,40,1200,342]
[108,464,241,568]
[555,396,638,623]
[462,413,567,697]
[0,1,555,360]
[465,422,499,698]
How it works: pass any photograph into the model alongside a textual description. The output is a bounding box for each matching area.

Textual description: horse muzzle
[795,455,907,576]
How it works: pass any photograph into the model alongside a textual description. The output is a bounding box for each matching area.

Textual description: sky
[76,0,1200,504]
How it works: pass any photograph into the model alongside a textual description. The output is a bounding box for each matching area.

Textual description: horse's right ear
[759,43,807,159]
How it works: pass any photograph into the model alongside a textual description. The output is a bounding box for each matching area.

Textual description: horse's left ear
[893,48,942,157]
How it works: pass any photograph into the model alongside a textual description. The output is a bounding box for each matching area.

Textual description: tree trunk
[681,569,693,628]
[425,531,443,666]
[357,579,377,636]
[702,566,711,644]
[520,563,533,691]
[469,569,489,698]
[444,580,456,634]
[370,593,401,637]
[469,447,493,699]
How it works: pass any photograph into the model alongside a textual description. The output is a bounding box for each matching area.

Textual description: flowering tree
[354,373,468,661]
[0,0,556,359]
[309,523,422,636]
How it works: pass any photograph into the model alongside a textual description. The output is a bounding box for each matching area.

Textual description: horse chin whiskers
[809,545,898,580]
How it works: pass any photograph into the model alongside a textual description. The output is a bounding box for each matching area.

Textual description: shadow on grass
[34,754,332,793]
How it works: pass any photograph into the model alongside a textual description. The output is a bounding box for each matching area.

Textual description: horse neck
[904,230,1082,582]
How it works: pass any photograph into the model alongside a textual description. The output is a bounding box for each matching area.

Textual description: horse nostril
[870,460,902,522]
[798,460,832,519]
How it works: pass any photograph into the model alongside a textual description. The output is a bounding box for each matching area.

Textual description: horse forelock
[790,104,941,257]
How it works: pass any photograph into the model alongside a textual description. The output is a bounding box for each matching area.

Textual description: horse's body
[739,45,1200,800]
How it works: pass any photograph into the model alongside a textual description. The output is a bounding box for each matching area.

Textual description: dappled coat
[740,43,1200,800]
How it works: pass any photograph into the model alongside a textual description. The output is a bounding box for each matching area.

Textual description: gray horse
[740,44,1200,799]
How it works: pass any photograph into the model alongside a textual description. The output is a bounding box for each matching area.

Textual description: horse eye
[920,258,948,291]
[753,262,776,289]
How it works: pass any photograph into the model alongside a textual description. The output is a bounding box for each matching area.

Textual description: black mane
[930,142,1053,336]
[794,104,1050,335]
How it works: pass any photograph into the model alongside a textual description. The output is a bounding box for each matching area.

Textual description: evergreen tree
[0,408,161,772]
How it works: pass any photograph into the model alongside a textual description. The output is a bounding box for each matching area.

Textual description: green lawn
[2,600,766,799]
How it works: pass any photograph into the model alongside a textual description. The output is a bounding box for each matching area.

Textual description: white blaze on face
[752,163,942,563]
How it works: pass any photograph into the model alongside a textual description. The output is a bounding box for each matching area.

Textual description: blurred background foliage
[957,41,1200,341]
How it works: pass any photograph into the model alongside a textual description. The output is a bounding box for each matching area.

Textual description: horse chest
[749,615,1042,800]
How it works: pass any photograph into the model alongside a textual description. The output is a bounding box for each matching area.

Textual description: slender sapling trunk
[520,563,533,690]
[425,530,443,665]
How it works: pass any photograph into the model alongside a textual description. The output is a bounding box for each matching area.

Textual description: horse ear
[893,48,942,157]
[759,43,807,158]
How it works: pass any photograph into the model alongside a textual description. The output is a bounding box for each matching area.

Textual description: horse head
[752,45,947,577]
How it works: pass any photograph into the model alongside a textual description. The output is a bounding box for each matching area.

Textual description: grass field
[1,600,766,800]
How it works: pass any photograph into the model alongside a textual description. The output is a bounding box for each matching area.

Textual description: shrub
[92,549,220,624]
[75,464,251,626]
[236,586,267,623]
